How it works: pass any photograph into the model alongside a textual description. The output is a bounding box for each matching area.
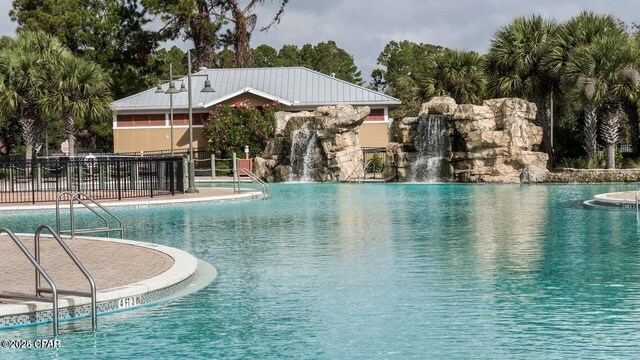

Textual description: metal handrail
[234,168,270,199]
[636,190,640,214]
[56,191,124,239]
[345,160,371,183]
[0,228,60,336]
[34,224,97,332]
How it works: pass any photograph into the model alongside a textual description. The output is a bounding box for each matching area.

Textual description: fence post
[78,161,84,190]
[76,161,82,191]
[211,155,216,180]
[130,161,138,190]
[36,164,42,191]
[158,160,166,190]
[232,152,237,193]
[181,156,188,193]
[9,165,14,192]
[66,163,72,191]
[99,162,105,189]
[116,160,122,200]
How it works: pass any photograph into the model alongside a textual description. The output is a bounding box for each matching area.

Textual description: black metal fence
[0,156,184,204]
[117,147,210,170]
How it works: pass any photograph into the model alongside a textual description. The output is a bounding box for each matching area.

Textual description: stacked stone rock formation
[254,105,369,182]
[385,97,549,183]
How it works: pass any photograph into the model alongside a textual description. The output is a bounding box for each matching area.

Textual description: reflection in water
[468,185,548,277]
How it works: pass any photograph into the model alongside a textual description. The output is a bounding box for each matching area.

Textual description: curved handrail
[35,224,97,331]
[636,190,640,214]
[235,168,269,199]
[0,228,59,336]
[56,191,124,239]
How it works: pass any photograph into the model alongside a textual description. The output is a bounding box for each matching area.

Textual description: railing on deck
[0,156,184,203]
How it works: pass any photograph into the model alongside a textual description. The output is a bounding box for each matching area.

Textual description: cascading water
[411,114,448,182]
[289,122,318,182]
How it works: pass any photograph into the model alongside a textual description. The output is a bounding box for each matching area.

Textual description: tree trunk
[188,1,218,68]
[535,96,554,167]
[583,104,598,168]
[66,115,76,157]
[601,107,621,169]
[20,116,36,161]
[232,6,252,68]
[68,134,76,157]
[606,143,616,169]
[622,99,640,156]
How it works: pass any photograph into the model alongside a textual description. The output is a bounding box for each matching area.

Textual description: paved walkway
[0,236,174,302]
[0,185,263,211]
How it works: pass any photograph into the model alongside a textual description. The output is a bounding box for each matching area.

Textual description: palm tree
[544,12,637,166]
[0,31,67,160]
[417,49,486,104]
[485,15,558,165]
[40,56,112,157]
[563,34,640,168]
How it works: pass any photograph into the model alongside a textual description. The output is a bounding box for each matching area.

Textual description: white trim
[112,113,117,129]
[114,125,205,130]
[201,87,294,108]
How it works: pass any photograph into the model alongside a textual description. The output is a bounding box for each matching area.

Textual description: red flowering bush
[203,100,279,158]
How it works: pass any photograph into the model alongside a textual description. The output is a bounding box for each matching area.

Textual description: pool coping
[0,188,265,212]
[0,236,215,329]
[591,191,638,208]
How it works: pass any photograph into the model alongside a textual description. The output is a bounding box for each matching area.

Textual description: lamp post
[155,50,215,193]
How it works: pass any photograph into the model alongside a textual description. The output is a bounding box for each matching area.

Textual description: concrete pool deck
[0,179,266,212]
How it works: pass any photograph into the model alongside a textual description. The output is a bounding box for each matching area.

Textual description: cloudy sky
[0,0,638,83]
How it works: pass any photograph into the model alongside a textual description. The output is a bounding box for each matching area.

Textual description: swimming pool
[2,183,640,359]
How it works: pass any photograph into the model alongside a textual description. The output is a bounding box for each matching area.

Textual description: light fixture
[179,81,187,93]
[165,81,180,94]
[155,85,164,93]
[201,78,215,93]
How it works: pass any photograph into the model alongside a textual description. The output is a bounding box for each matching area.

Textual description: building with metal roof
[111,67,401,153]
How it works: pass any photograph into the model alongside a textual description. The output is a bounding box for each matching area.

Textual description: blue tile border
[0,272,195,329]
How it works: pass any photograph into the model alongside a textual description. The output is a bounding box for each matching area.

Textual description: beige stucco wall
[360,122,389,148]
[114,127,206,153]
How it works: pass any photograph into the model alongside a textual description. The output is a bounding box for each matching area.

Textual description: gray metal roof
[112,67,400,111]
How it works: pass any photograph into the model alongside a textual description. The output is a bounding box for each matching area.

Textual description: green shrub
[369,153,384,172]
[203,100,280,159]
[559,157,588,169]
[621,157,640,169]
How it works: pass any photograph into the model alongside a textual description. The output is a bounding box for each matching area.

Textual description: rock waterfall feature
[411,114,449,182]
[254,105,369,182]
[288,122,318,182]
[385,97,549,183]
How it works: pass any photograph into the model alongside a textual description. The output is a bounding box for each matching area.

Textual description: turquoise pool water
[3,183,640,359]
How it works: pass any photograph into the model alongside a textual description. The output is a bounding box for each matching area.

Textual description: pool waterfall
[410,114,449,182]
[288,122,318,182]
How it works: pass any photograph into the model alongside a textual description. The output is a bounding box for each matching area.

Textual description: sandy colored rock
[386,97,549,182]
[258,105,369,182]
